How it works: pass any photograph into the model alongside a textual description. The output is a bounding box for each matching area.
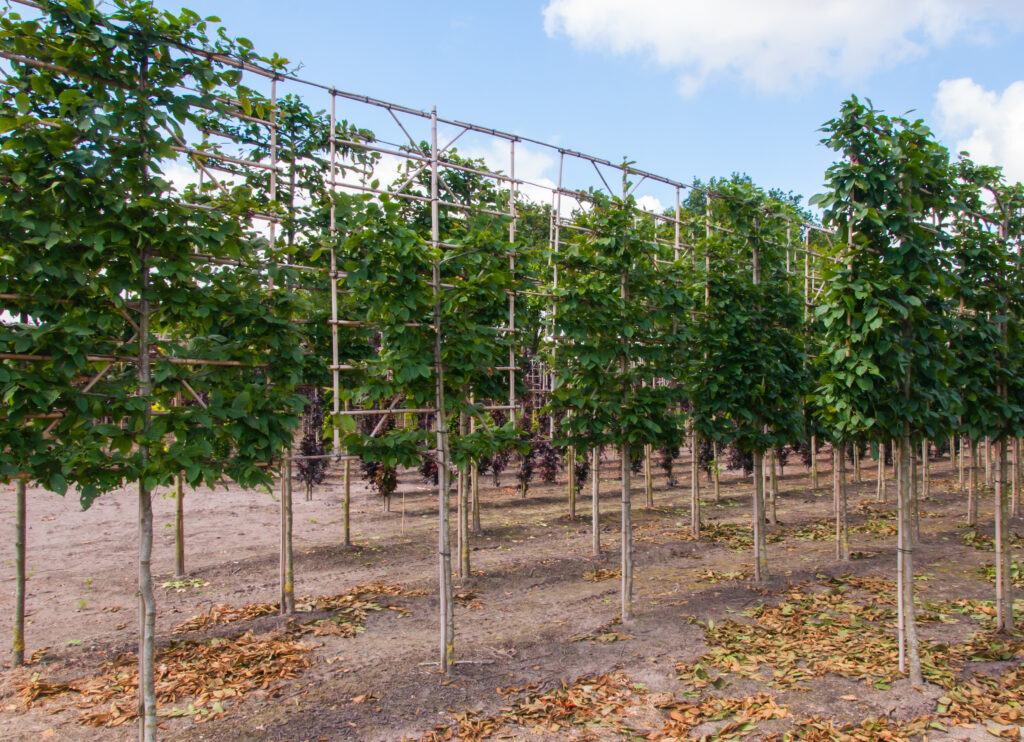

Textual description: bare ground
[0,451,1021,741]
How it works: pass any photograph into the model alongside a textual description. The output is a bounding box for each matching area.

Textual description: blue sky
[154,1,1024,213]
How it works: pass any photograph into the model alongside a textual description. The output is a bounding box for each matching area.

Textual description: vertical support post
[508,139,517,427]
[751,235,767,583]
[13,478,25,667]
[328,92,351,547]
[431,108,454,672]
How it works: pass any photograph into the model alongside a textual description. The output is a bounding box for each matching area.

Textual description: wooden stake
[835,444,849,561]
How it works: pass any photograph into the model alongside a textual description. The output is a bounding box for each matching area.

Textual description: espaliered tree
[549,187,689,622]
[0,3,309,739]
[948,158,1024,632]
[340,146,522,670]
[686,176,808,582]
[814,97,960,685]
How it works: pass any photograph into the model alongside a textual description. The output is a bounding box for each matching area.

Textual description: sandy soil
[0,450,1020,741]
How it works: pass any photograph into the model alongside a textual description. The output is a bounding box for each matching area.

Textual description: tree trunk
[620,443,633,622]
[138,478,157,742]
[911,451,920,546]
[591,447,601,557]
[280,459,295,615]
[922,440,930,499]
[13,478,26,667]
[1012,439,1020,520]
[968,439,978,527]
[835,444,849,561]
[897,433,923,685]
[644,444,653,508]
[958,435,966,491]
[457,465,469,579]
[568,445,577,518]
[471,461,481,535]
[342,458,351,547]
[713,440,721,501]
[172,472,185,578]
[752,450,768,582]
[767,448,778,526]
[877,442,886,502]
[995,438,1014,631]
[811,435,819,489]
[690,428,700,536]
[985,437,992,488]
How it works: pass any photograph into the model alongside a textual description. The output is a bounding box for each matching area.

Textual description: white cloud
[635,194,664,214]
[935,78,1024,183]
[542,0,1024,95]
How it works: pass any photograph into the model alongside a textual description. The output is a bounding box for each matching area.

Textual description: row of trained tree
[2,2,1024,740]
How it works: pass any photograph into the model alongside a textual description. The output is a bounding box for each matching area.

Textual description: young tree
[814,96,959,684]
[0,4,307,738]
[549,187,689,622]
[686,176,808,582]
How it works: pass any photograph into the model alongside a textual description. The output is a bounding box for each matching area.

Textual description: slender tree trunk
[770,448,779,525]
[457,465,469,579]
[897,432,923,685]
[752,450,768,582]
[690,427,700,535]
[591,447,601,557]
[1012,439,1020,520]
[280,458,294,615]
[835,444,849,561]
[471,461,481,535]
[13,478,26,667]
[713,440,721,501]
[342,458,351,547]
[911,451,920,546]
[985,437,992,488]
[958,435,966,491]
[811,435,819,489]
[644,444,653,508]
[877,442,886,502]
[922,440,930,499]
[174,472,185,578]
[995,438,1014,631]
[620,443,633,622]
[568,444,577,518]
[137,168,157,740]
[968,439,978,527]
[853,443,861,483]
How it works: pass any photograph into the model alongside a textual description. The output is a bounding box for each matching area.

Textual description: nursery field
[2,453,1021,741]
